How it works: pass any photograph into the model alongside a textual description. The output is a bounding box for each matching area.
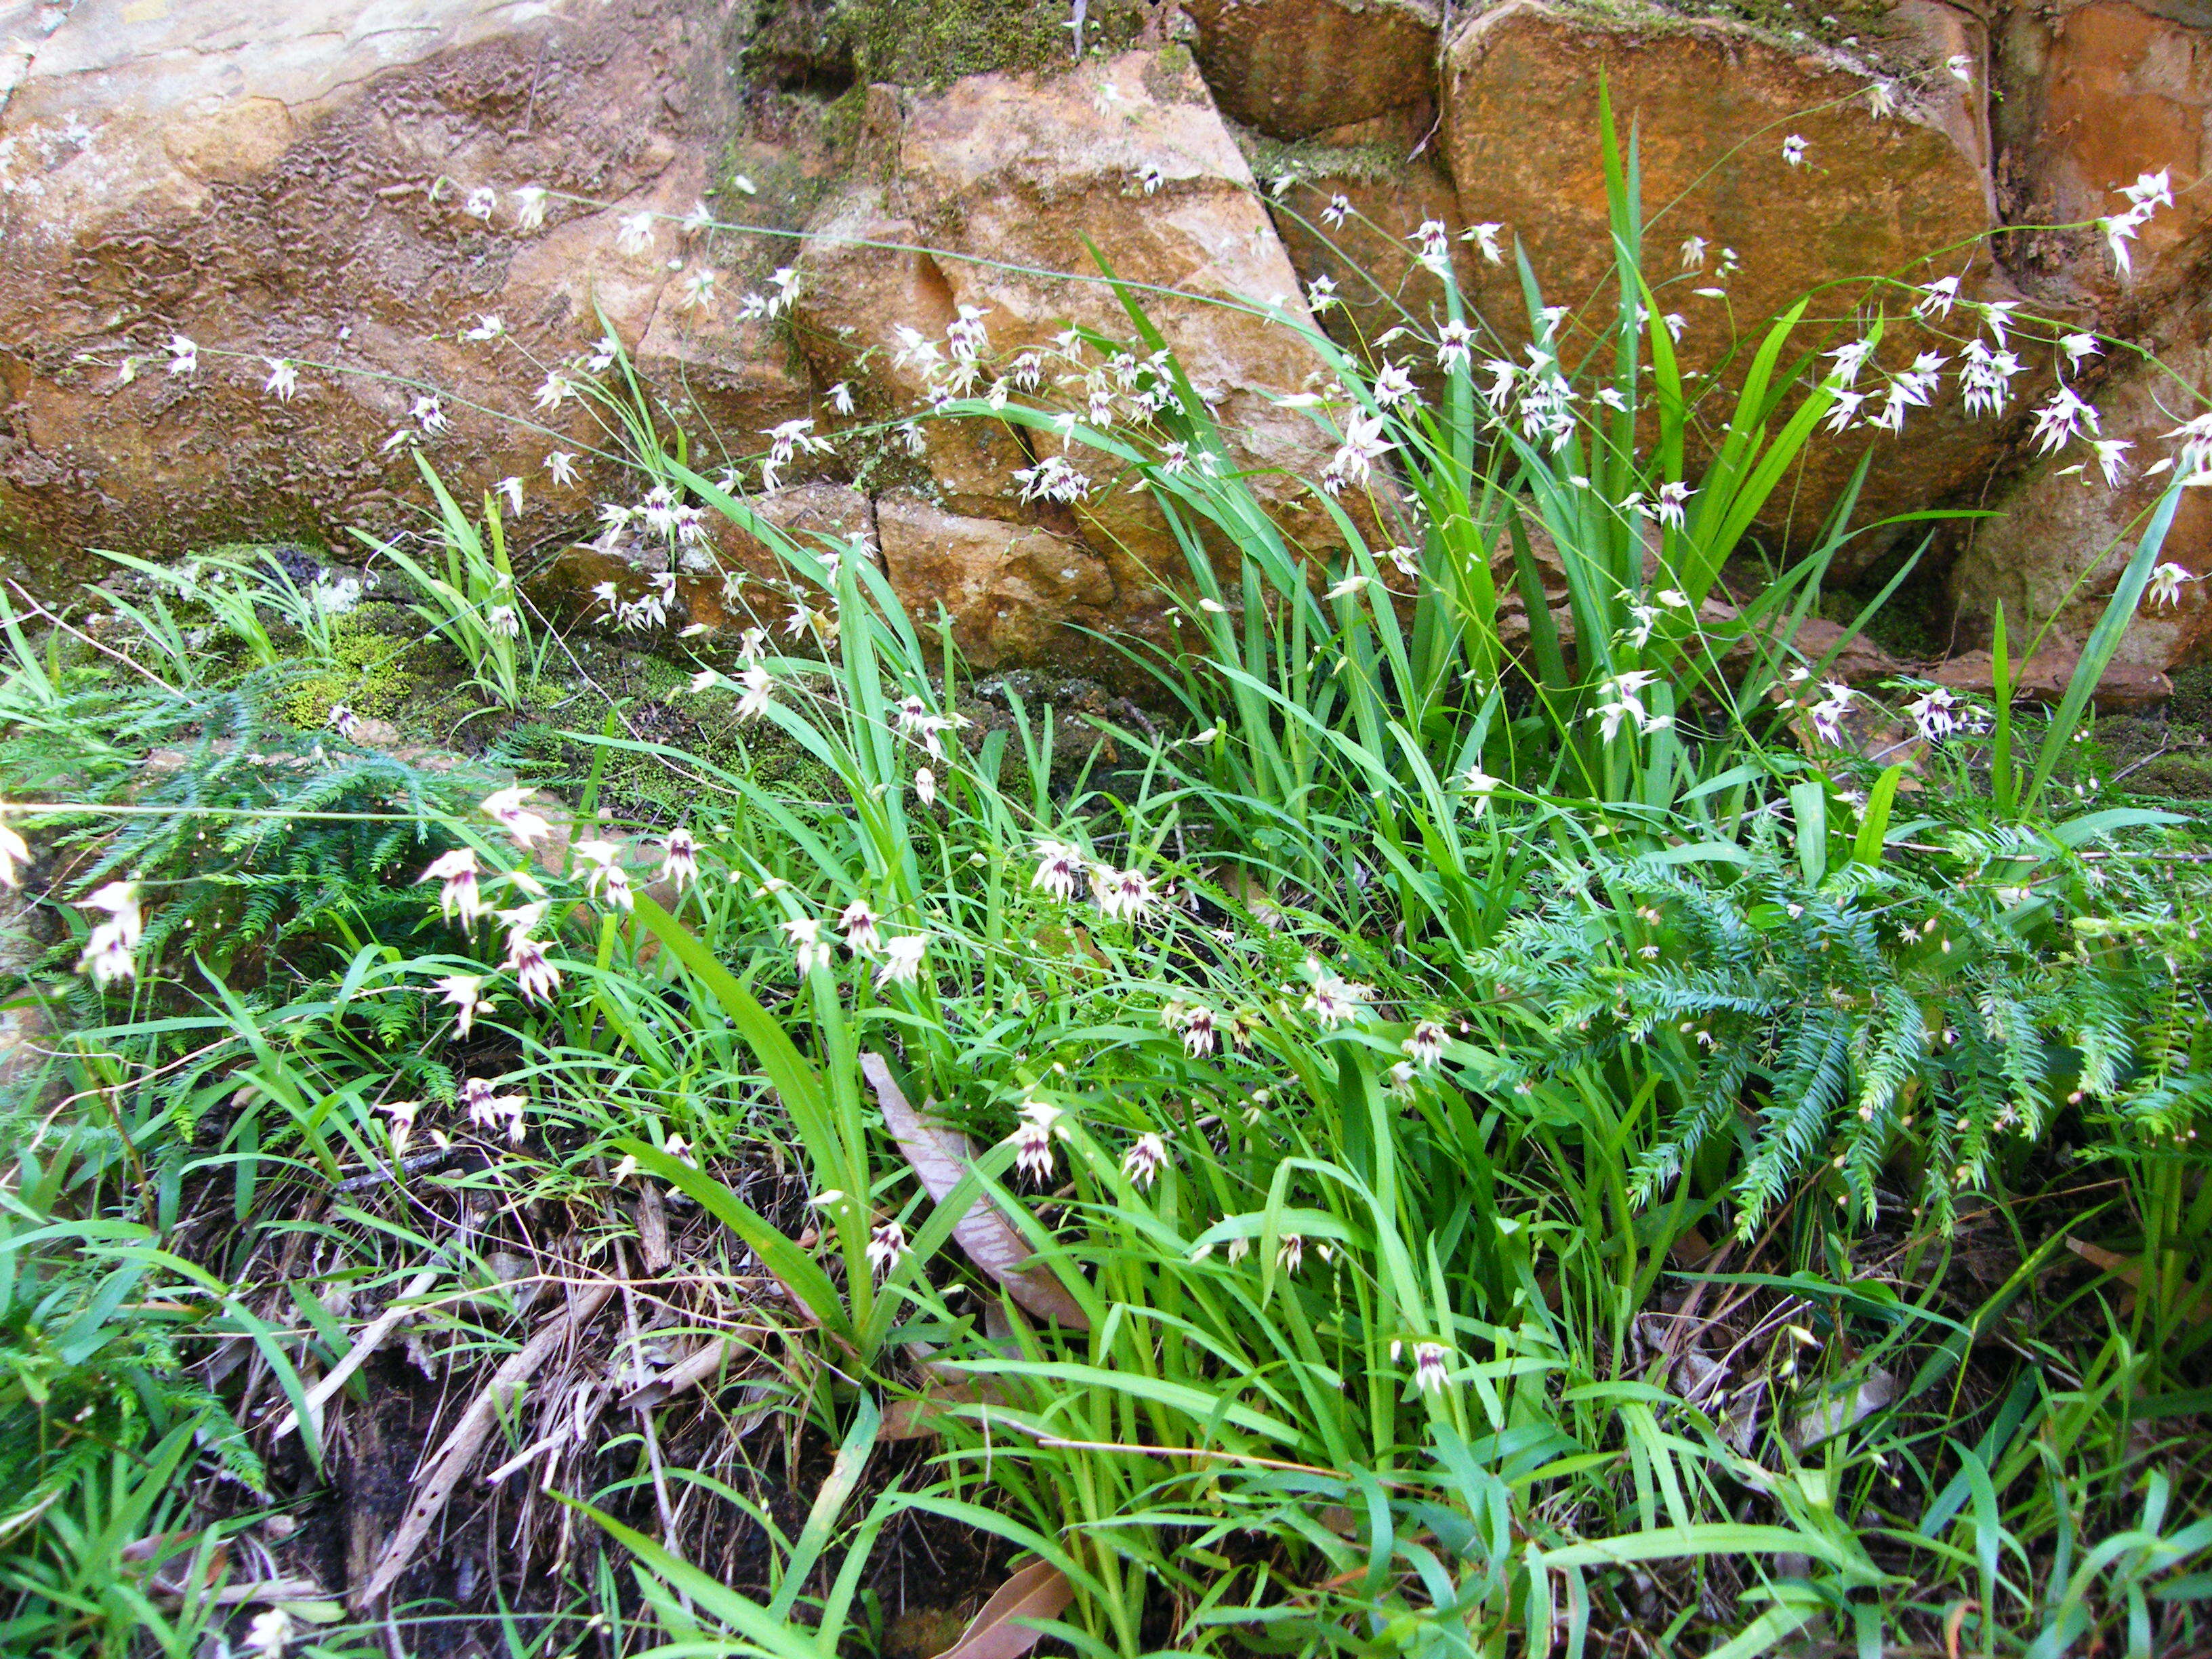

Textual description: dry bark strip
[861,1053,1089,1330]
[350,1279,616,1611]
[270,1263,440,1443]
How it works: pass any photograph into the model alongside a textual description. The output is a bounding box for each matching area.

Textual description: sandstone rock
[1992,0,2212,318]
[794,49,1350,640]
[1441,0,2003,560]
[1256,110,1472,366]
[876,494,1118,667]
[1946,290,2212,676]
[1932,650,2173,713]
[1183,0,1441,140]
[0,0,816,586]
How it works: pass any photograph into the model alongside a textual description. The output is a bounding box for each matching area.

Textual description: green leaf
[1851,766,1904,866]
[617,1141,856,1347]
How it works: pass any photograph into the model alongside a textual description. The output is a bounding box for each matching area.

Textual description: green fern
[1473,830,2212,1236]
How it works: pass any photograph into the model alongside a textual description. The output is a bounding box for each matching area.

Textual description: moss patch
[1232,125,1411,191]
[279,611,427,729]
[840,0,1158,87]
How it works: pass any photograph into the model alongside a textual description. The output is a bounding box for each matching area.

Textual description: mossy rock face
[839,0,1160,87]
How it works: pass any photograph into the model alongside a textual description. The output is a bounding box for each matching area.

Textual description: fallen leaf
[2066,1237,2211,1324]
[862,1053,1089,1330]
[1784,1368,1896,1452]
[880,1365,1018,1440]
[930,1559,1074,1659]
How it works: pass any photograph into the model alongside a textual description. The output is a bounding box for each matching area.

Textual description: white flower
[2060,333,2103,370]
[0,813,27,890]
[1947,52,1974,82]
[2030,386,2099,455]
[1413,1340,1450,1394]
[75,882,142,991]
[867,1219,909,1277]
[2164,412,2212,478]
[417,848,489,924]
[876,933,926,988]
[1032,840,1086,901]
[512,185,549,231]
[1912,276,1961,320]
[1137,162,1164,194]
[1303,972,1367,1030]
[734,665,774,720]
[533,371,571,413]
[615,211,656,255]
[1412,218,1452,272]
[840,900,882,956]
[2145,562,2198,610]
[1782,134,1807,167]
[411,395,449,435]
[544,450,578,489]
[2102,205,2150,275]
[658,827,699,892]
[1277,1233,1305,1275]
[1322,411,1393,494]
[1458,762,1500,815]
[1867,80,1897,119]
[827,380,854,415]
[1679,234,1708,270]
[79,922,136,989]
[380,1099,421,1153]
[1905,686,1960,743]
[573,838,633,912]
[1809,680,1855,747]
[1825,336,1877,386]
[1173,1003,1218,1058]
[1306,273,1339,312]
[1322,193,1351,227]
[1012,1099,1064,1183]
[434,973,494,1038]
[166,334,198,375]
[245,1605,293,1658]
[1654,480,1692,529]
[1404,1021,1446,1067]
[462,312,505,342]
[2124,169,2174,211]
[586,332,621,372]
[481,786,552,849]
[781,916,831,975]
[914,766,936,806]
[2091,438,2133,486]
[501,924,562,1004]
[1324,573,1374,601]
[678,267,718,310]
[1122,1132,1169,1190]
[682,199,714,234]
[463,186,496,220]
[1958,338,2024,418]
[1435,319,1475,372]
[460,1076,529,1143]
[262,357,298,401]
[1093,866,1159,922]
[1372,361,1416,408]
[1012,455,1090,504]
